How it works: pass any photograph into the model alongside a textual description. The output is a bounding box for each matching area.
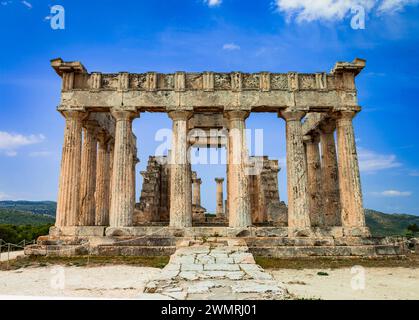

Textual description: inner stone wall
[249,156,288,226]
[134,155,287,226]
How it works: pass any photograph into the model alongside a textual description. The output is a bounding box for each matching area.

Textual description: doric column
[79,122,98,226]
[304,133,323,227]
[279,110,310,230]
[226,111,251,228]
[319,120,341,226]
[215,178,224,217]
[109,110,138,227]
[95,131,111,226]
[56,111,85,227]
[192,174,202,207]
[336,111,365,228]
[131,134,139,215]
[108,140,115,207]
[169,111,193,228]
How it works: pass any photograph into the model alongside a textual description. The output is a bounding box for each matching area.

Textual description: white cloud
[222,43,241,51]
[204,0,222,7]
[358,148,402,172]
[21,0,32,8]
[0,131,45,156]
[378,0,419,13]
[275,0,419,22]
[372,190,412,197]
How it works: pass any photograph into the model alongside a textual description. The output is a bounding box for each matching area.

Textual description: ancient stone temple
[25,57,404,257]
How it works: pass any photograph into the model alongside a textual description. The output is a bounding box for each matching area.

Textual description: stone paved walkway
[143,238,289,300]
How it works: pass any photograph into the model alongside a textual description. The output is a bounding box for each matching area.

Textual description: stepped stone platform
[24,226,406,258]
[142,238,289,300]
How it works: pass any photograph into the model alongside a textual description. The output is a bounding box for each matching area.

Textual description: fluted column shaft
[79,123,98,226]
[320,121,341,226]
[215,178,224,217]
[56,111,85,227]
[169,111,192,228]
[109,110,137,227]
[280,111,310,229]
[226,111,251,228]
[336,111,365,228]
[304,134,323,226]
[192,177,202,206]
[95,132,111,226]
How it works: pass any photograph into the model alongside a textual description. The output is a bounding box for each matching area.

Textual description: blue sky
[0,0,418,214]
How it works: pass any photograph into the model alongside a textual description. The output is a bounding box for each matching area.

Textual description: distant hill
[0,209,55,225]
[0,201,56,217]
[365,209,419,237]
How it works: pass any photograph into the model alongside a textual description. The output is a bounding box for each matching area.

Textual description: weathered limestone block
[79,121,98,226]
[279,111,310,231]
[109,110,137,227]
[95,131,111,226]
[56,111,86,227]
[169,111,193,228]
[226,111,251,228]
[336,111,365,228]
[320,119,341,226]
[304,134,324,226]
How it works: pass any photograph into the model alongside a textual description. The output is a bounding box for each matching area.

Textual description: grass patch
[255,254,419,270]
[0,255,170,271]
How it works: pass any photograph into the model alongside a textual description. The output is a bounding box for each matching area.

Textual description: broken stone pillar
[192,172,202,207]
[336,111,366,228]
[56,111,85,227]
[226,111,251,228]
[109,110,137,227]
[79,122,98,226]
[169,111,193,228]
[215,178,224,217]
[95,131,111,226]
[304,134,323,227]
[279,111,311,230]
[320,120,341,226]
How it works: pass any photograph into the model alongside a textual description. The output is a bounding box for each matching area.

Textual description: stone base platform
[24,226,406,258]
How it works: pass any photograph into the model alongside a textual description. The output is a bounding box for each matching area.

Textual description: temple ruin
[25,57,404,257]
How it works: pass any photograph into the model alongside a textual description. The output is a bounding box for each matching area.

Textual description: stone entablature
[52,58,365,113]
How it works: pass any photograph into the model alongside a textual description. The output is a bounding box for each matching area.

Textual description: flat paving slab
[143,238,289,300]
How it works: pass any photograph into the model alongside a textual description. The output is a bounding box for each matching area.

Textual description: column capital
[111,109,139,121]
[279,110,306,121]
[224,110,249,121]
[192,177,202,184]
[83,120,100,134]
[168,110,193,121]
[215,177,225,183]
[334,110,357,123]
[62,110,88,121]
[319,118,336,134]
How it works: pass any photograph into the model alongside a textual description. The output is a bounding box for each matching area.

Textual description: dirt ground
[0,255,418,300]
[272,267,419,300]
